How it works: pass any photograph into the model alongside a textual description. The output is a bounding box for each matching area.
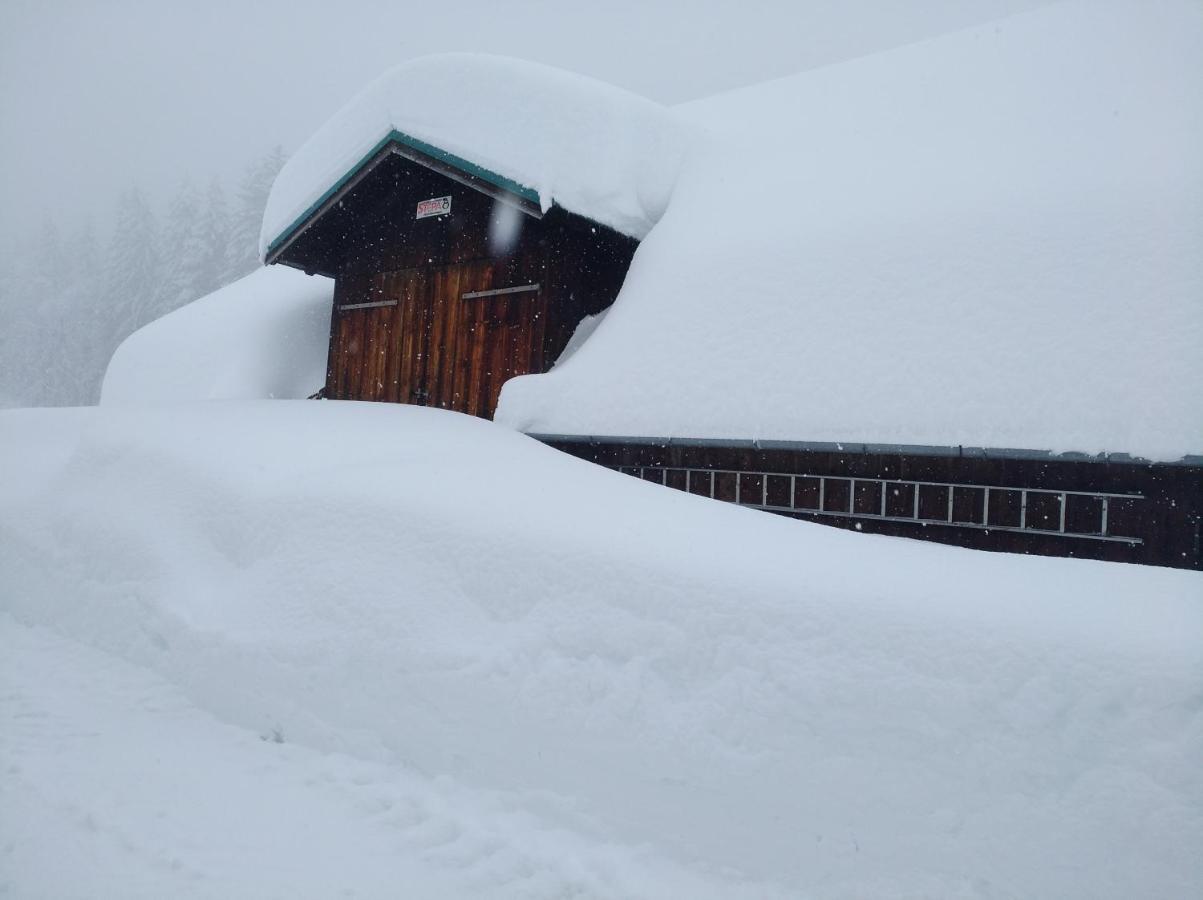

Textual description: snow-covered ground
[1,618,740,899]
[2,401,1201,898]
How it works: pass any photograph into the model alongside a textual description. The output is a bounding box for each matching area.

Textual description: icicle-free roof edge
[260,54,687,262]
[263,128,542,265]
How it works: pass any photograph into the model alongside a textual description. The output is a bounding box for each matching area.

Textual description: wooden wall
[276,149,637,417]
[327,258,548,416]
[540,437,1203,570]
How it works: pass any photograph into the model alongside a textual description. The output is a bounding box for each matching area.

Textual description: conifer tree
[159,179,205,316]
[30,220,73,403]
[0,219,108,406]
[225,146,286,280]
[0,147,291,407]
[0,233,36,406]
[104,186,163,337]
[191,178,231,298]
[68,219,116,404]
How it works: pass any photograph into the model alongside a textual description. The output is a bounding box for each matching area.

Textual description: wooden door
[327,274,389,402]
[466,273,547,418]
[327,260,545,418]
[391,268,433,406]
[327,271,408,403]
[422,259,546,418]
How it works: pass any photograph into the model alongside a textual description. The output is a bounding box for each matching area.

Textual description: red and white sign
[416,196,452,219]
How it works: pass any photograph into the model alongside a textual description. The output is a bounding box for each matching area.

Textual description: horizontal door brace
[462,283,540,300]
[338,300,398,311]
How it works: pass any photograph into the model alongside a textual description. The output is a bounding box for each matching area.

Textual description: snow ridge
[260,54,689,258]
[2,402,1201,897]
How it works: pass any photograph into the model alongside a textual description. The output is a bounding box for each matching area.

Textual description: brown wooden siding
[326,257,552,418]
[290,149,636,418]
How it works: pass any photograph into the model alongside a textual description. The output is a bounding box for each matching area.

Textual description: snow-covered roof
[260,54,687,259]
[496,0,1203,461]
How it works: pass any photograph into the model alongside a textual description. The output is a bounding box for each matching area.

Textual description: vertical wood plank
[414,269,433,404]
[349,307,365,400]
[467,290,488,418]
[485,295,510,417]
[529,292,547,376]
[328,312,343,400]
[424,266,447,407]
[324,284,342,399]
[341,309,355,400]
[361,307,377,401]
[373,305,389,401]
[396,270,417,403]
[454,260,486,414]
[382,272,402,403]
[434,264,464,409]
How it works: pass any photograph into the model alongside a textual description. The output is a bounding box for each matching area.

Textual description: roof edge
[264,129,543,264]
[527,433,1203,467]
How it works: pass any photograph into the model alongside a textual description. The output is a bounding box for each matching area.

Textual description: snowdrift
[260,54,687,257]
[101,267,331,405]
[496,0,1203,460]
[2,402,1200,898]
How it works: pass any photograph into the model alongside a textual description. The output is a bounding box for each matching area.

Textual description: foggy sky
[0,0,1048,246]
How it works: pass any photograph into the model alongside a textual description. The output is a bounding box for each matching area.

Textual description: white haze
[0,0,1048,248]
[0,0,1050,408]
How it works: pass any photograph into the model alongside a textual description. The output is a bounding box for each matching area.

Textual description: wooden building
[266,131,1202,571]
[266,132,636,418]
[261,53,1201,571]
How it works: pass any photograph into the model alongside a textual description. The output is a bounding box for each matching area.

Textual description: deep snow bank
[261,54,687,256]
[1,402,1200,898]
[101,267,331,405]
[2,617,742,900]
[497,0,1203,459]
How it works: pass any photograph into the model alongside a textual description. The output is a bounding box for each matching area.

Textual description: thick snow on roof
[497,0,1203,460]
[101,267,331,405]
[260,54,686,258]
[3,402,1201,896]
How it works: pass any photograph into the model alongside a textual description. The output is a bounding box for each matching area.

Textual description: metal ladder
[616,465,1142,545]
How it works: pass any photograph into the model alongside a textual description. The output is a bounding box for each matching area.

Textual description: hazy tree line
[0,148,286,407]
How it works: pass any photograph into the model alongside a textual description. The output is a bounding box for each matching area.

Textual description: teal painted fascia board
[393,130,540,206]
[265,128,542,261]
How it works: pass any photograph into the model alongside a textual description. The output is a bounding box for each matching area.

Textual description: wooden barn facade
[266,131,1202,571]
[266,132,635,419]
[261,60,1201,572]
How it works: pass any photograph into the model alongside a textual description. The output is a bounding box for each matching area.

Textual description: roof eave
[527,433,1203,468]
[264,129,544,268]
